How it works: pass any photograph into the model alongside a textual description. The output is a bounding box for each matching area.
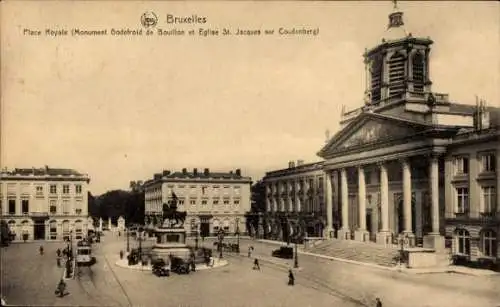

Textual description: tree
[251,180,266,212]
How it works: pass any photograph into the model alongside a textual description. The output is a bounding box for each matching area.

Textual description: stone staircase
[306,239,401,267]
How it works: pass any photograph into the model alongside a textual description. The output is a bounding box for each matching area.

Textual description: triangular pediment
[319,113,431,157]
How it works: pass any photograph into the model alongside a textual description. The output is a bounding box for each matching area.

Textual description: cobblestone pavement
[2,235,498,307]
[203,238,500,307]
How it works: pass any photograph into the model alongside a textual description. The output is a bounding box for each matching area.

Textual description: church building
[261,4,499,265]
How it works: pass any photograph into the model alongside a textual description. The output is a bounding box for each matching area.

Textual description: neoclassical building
[0,166,91,241]
[144,168,251,237]
[261,6,499,263]
[262,160,326,241]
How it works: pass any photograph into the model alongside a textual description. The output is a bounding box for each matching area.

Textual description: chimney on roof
[162,170,170,176]
[288,161,295,169]
[204,168,209,176]
[154,173,161,180]
[193,168,198,176]
[297,160,304,166]
[235,169,241,176]
[45,165,49,172]
[182,168,187,174]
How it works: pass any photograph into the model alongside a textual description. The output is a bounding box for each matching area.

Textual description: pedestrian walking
[248,246,254,258]
[253,258,260,270]
[55,279,67,297]
[56,256,62,267]
[375,298,383,307]
[39,245,44,255]
[120,250,124,260]
[288,269,295,286]
[56,248,61,257]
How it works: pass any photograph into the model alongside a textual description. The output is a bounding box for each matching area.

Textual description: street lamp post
[398,234,409,267]
[294,225,301,269]
[218,229,224,259]
[235,218,240,253]
[195,223,199,250]
[126,227,130,253]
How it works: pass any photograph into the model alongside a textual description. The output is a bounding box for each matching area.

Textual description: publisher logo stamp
[141,12,158,28]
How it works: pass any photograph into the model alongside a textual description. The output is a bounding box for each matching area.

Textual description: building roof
[264,161,324,179]
[144,169,252,187]
[1,166,86,177]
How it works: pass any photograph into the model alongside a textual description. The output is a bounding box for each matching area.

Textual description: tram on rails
[75,238,93,266]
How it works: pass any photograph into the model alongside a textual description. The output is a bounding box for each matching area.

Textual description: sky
[1,1,499,195]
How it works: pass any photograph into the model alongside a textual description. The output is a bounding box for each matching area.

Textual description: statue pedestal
[151,227,191,262]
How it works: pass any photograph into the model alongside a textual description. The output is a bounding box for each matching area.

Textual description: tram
[75,239,93,266]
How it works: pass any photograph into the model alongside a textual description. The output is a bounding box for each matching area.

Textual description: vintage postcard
[1,1,499,307]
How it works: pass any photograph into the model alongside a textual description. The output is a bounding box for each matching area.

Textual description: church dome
[382,10,410,43]
[382,11,409,42]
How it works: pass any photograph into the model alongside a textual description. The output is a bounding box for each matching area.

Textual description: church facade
[261,7,499,265]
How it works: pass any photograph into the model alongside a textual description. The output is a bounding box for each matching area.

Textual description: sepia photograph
[0,1,499,306]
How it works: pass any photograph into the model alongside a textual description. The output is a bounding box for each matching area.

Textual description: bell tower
[364,1,433,107]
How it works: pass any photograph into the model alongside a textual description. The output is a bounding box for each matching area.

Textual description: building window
[481,153,496,173]
[481,230,497,257]
[213,186,219,194]
[481,186,496,213]
[223,220,230,232]
[50,221,57,240]
[36,186,43,194]
[178,200,185,205]
[63,185,69,194]
[75,209,82,215]
[234,200,240,205]
[50,185,57,194]
[50,200,57,214]
[455,229,470,256]
[223,200,229,205]
[454,156,469,174]
[388,52,405,97]
[8,200,15,214]
[213,220,220,232]
[234,186,240,195]
[190,200,196,205]
[365,171,372,185]
[201,186,207,195]
[201,200,207,205]
[21,200,29,214]
[412,52,425,92]
[63,200,69,215]
[75,185,82,194]
[213,200,219,205]
[456,187,469,213]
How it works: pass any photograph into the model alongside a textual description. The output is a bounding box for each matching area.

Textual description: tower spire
[388,0,404,29]
[392,0,398,10]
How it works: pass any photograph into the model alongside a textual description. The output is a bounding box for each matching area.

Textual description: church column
[402,159,415,246]
[424,155,445,250]
[324,171,334,238]
[339,168,350,240]
[355,166,369,242]
[376,162,391,245]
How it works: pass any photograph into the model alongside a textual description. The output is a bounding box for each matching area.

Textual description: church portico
[322,147,446,249]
